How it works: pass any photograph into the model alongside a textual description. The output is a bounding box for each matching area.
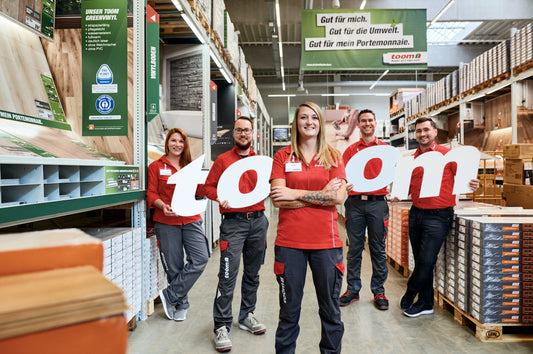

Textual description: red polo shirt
[270,146,346,250]
[342,137,388,196]
[203,146,265,214]
[409,142,457,209]
[147,155,201,225]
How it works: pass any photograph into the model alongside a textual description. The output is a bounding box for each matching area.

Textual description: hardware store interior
[1,0,533,353]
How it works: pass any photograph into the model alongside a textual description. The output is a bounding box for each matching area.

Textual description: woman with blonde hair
[270,102,347,353]
[147,128,209,322]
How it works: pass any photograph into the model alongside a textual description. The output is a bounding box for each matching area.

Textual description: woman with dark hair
[147,128,209,321]
[270,102,347,354]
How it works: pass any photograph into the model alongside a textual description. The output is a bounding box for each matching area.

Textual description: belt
[223,210,264,220]
[349,194,386,201]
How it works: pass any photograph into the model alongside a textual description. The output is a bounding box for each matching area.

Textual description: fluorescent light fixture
[210,51,232,83]
[268,94,296,97]
[321,93,350,97]
[468,93,486,101]
[360,0,366,10]
[427,0,455,28]
[282,81,286,91]
[332,0,340,8]
[374,93,390,96]
[182,13,205,44]
[279,42,283,58]
[369,70,389,90]
[171,0,183,11]
[274,0,286,93]
[275,0,281,28]
[486,84,509,94]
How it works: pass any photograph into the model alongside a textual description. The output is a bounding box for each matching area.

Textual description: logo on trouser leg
[279,276,287,304]
[224,257,230,278]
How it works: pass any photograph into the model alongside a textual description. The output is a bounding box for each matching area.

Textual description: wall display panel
[0,0,56,40]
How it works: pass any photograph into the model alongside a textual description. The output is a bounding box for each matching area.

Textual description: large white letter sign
[168,155,209,216]
[345,145,401,193]
[217,156,273,208]
[390,146,480,200]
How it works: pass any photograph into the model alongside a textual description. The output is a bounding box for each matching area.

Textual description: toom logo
[383,51,427,64]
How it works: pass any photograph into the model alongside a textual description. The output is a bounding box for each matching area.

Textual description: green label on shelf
[105,166,140,194]
[301,9,427,71]
[0,109,71,131]
[0,129,57,157]
[81,0,128,136]
[40,73,67,123]
[146,5,160,122]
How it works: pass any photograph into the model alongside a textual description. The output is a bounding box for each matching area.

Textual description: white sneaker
[239,312,266,335]
[173,308,187,321]
[214,326,232,352]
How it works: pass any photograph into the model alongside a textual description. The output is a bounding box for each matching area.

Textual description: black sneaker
[400,292,416,310]
[339,290,359,306]
[374,294,389,310]
[403,303,434,318]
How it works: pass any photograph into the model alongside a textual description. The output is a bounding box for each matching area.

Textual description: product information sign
[105,166,140,194]
[81,0,128,136]
[146,5,159,122]
[301,9,427,71]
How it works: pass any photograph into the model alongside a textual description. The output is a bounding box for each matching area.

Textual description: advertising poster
[81,0,128,136]
[146,5,159,122]
[301,9,427,71]
[105,166,140,194]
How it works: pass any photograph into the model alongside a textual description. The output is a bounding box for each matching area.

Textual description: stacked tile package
[224,11,240,69]
[511,22,533,69]
[438,211,533,324]
[386,202,411,268]
[211,0,225,43]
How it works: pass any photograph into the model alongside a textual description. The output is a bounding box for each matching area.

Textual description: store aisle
[128,208,533,353]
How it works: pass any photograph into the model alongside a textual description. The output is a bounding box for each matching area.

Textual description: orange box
[0,229,103,276]
[0,315,127,354]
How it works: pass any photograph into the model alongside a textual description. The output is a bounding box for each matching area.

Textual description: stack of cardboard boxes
[503,144,533,209]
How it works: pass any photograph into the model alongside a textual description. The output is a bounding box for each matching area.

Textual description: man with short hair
[396,117,479,317]
[339,109,390,310]
[203,117,269,352]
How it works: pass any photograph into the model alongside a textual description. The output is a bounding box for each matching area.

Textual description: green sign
[81,0,128,136]
[146,5,160,122]
[41,0,56,39]
[105,166,140,194]
[0,109,71,130]
[301,9,427,71]
[41,74,67,123]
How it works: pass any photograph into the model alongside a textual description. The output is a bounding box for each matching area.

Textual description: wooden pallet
[513,59,533,75]
[436,292,533,342]
[387,256,410,277]
[128,316,137,331]
[146,294,161,317]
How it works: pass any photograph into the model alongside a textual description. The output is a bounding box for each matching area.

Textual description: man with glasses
[203,117,269,352]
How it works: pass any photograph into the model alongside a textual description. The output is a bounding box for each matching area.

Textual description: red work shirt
[409,142,457,209]
[342,137,388,196]
[270,146,346,250]
[147,155,201,225]
[203,146,265,214]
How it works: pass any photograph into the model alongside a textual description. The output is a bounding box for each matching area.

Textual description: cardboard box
[503,144,533,159]
[503,184,533,208]
[505,159,526,184]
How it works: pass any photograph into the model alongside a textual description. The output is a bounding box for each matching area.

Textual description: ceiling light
[296,82,305,92]
[360,0,366,10]
[332,0,340,9]
[374,93,390,96]
[321,93,349,97]
[171,0,183,11]
[369,70,389,90]
[181,13,205,44]
[268,94,296,97]
[427,0,455,28]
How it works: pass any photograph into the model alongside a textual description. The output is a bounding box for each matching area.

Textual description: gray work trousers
[155,220,210,310]
[213,214,268,332]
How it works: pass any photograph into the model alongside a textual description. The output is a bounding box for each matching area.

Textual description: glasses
[233,128,253,135]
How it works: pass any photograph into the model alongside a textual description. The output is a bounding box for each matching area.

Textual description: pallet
[387,256,410,277]
[436,292,533,342]
[513,59,533,75]
[128,316,137,331]
[146,294,161,317]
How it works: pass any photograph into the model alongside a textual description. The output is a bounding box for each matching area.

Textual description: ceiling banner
[301,9,427,71]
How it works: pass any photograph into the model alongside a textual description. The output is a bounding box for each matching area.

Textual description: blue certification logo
[95,95,114,114]
[96,64,113,85]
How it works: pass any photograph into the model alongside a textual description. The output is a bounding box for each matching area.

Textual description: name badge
[160,169,171,176]
[285,162,302,172]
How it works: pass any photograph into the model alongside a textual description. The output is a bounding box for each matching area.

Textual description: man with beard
[203,117,269,352]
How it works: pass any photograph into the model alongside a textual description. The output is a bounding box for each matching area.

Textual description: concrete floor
[128,209,533,353]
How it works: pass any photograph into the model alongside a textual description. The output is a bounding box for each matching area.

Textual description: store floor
[128,209,533,353]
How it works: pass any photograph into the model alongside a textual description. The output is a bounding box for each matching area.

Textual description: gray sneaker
[214,326,232,352]
[173,308,187,321]
[239,313,266,335]
[159,289,174,320]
